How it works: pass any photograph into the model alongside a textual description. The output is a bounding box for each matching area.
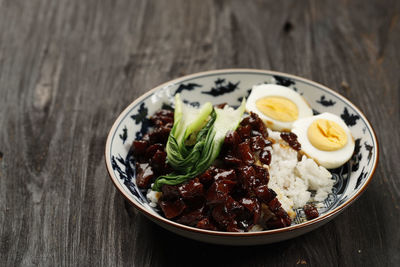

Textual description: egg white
[246,84,313,131]
[292,112,355,169]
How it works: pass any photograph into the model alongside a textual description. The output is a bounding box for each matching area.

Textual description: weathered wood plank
[0,0,399,266]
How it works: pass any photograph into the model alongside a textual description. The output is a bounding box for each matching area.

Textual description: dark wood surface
[1,0,399,266]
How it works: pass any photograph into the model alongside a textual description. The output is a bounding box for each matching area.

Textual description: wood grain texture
[0,0,399,266]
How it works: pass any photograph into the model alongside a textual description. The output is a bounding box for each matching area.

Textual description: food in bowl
[292,113,355,169]
[246,84,313,131]
[130,83,356,232]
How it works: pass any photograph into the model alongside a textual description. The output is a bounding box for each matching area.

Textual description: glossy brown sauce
[132,110,319,232]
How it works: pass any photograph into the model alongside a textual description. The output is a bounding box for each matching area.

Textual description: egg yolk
[256,96,299,122]
[307,119,347,151]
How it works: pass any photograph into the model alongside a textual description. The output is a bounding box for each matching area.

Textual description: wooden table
[1,0,399,266]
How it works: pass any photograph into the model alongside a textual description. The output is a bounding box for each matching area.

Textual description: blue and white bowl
[105,69,379,245]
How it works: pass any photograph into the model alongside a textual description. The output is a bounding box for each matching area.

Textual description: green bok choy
[152,94,246,191]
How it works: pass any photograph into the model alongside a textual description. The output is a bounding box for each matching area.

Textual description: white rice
[146,186,162,208]
[267,129,333,217]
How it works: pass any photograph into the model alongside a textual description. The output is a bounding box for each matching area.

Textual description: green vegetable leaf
[165,94,213,170]
[152,96,246,191]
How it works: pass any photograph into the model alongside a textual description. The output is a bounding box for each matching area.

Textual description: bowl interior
[106,69,378,233]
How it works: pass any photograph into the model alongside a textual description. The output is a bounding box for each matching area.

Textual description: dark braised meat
[135,163,154,189]
[240,112,268,138]
[303,204,319,220]
[259,147,272,165]
[280,132,301,151]
[196,217,218,231]
[179,178,204,200]
[150,109,174,127]
[132,110,296,231]
[159,198,186,219]
[133,109,174,188]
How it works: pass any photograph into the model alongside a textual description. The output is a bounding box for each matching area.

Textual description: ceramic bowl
[105,69,378,245]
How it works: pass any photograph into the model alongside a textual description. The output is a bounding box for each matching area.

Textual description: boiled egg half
[246,84,313,131]
[292,112,355,169]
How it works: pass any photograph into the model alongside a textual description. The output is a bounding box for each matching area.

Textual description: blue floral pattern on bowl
[105,69,378,245]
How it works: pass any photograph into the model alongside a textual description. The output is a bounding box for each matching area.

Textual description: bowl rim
[105,68,379,237]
